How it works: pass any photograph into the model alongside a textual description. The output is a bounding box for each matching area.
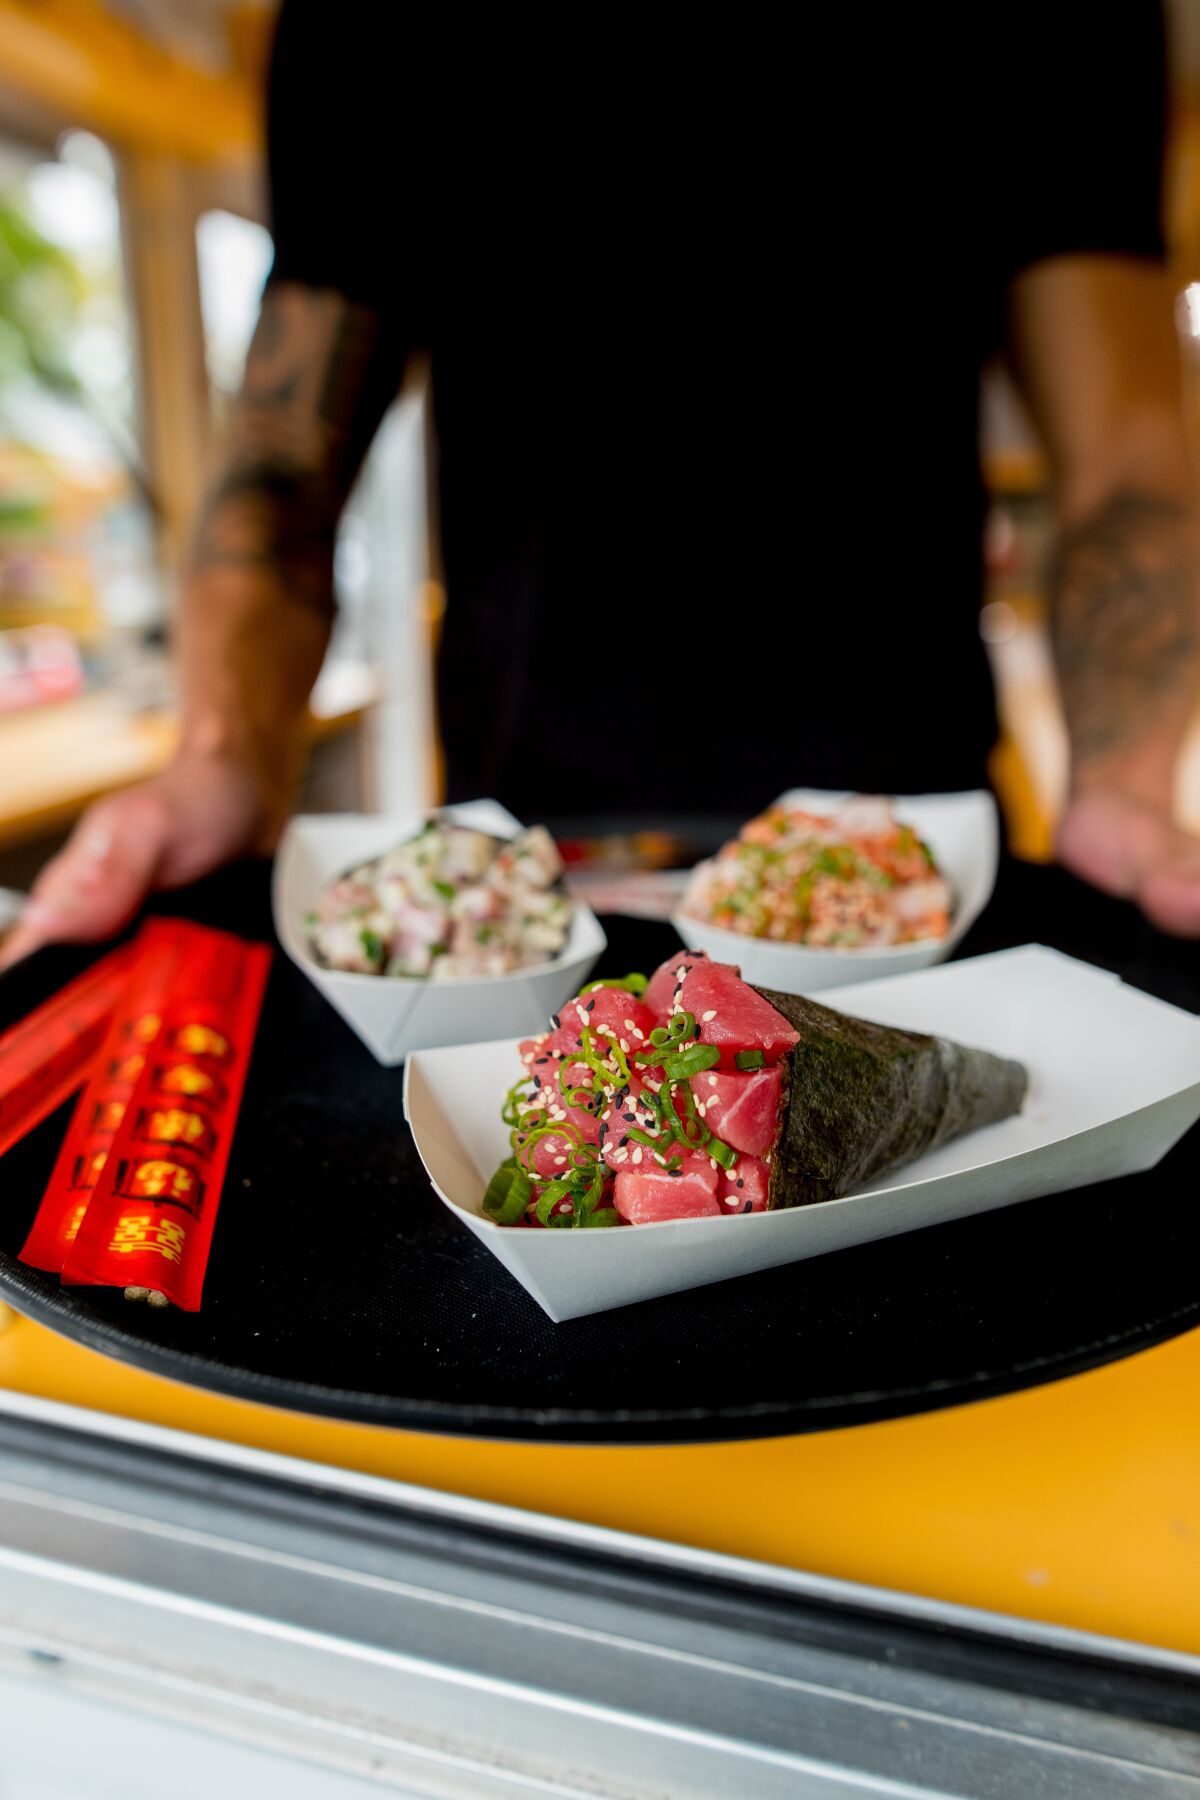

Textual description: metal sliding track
[0,1392,1196,1797]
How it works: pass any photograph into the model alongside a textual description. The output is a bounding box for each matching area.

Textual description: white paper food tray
[672,788,998,993]
[404,945,1200,1321]
[274,801,606,1064]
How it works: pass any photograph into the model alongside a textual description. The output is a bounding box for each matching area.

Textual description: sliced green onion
[661,1080,710,1149]
[661,1045,721,1082]
[708,1137,739,1169]
[535,1180,574,1226]
[516,1120,583,1176]
[483,1162,531,1224]
[635,1012,694,1065]
[581,1026,630,1088]
[558,1059,596,1110]
[734,1049,765,1072]
[628,1126,675,1154]
[432,879,456,902]
[581,1207,620,1228]
[501,1078,534,1129]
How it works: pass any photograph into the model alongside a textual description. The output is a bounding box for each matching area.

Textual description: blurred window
[0,128,158,662]
[195,207,272,424]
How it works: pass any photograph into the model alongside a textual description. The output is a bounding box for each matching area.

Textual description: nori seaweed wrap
[759,985,1028,1209]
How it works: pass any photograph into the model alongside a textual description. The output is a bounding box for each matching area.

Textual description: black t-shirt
[266,6,1166,824]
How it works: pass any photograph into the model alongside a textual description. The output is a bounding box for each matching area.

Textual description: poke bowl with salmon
[674,789,999,993]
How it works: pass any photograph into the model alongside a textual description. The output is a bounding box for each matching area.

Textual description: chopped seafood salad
[680,796,952,948]
[309,818,573,979]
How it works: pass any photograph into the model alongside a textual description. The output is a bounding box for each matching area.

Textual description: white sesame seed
[702,1009,717,1022]
[614,1148,629,1164]
[708,1075,718,1087]
[710,1157,718,1171]
[555,1156,566,1166]
[619,1038,629,1053]
[675,966,687,980]
[631,1026,645,1040]
[623,1019,635,1031]
[632,1147,643,1165]
[696,1102,706,1118]
[522,1053,534,1064]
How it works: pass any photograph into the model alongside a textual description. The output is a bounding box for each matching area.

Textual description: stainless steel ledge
[0,1390,1196,1798]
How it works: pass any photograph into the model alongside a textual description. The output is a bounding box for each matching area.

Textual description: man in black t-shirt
[6,0,1200,962]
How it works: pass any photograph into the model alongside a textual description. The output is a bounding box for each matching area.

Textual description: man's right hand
[0,755,264,970]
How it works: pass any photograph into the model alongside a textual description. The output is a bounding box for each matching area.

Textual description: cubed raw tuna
[597,1072,667,1170]
[613,1146,720,1223]
[679,960,799,1067]
[696,1066,785,1157]
[644,950,707,1021]
[550,988,656,1053]
[718,1156,770,1213]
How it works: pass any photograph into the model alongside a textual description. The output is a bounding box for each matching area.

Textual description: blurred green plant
[0,196,86,397]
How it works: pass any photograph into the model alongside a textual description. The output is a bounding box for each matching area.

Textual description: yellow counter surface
[1,1303,1197,1658]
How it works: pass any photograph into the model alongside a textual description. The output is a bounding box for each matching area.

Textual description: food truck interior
[1,5,1200,1797]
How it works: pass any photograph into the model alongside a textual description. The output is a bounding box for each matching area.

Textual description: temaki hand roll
[486,951,1028,1228]
[758,984,1028,1209]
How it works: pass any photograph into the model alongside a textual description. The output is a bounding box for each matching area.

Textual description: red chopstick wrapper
[0,945,132,1161]
[19,919,193,1274]
[17,916,271,1310]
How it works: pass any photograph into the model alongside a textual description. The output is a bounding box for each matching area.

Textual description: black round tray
[1,854,1198,1444]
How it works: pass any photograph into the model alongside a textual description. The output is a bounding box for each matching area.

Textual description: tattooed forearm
[1049,490,1200,771]
[191,283,404,613]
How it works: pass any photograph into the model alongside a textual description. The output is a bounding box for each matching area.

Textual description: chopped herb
[359,928,386,965]
[660,1044,721,1081]
[735,1049,765,1071]
[483,1162,531,1224]
[432,879,456,902]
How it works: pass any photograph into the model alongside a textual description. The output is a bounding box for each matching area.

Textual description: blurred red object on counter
[0,626,84,715]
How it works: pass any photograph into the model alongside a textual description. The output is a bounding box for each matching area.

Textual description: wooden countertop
[0,663,379,852]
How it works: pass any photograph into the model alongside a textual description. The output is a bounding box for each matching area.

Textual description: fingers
[1137,835,1200,937]
[0,793,169,970]
[1057,789,1200,936]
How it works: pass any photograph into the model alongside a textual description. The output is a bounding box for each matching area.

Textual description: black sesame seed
[736,1178,744,1188]
[619,1135,628,1147]
[742,1200,752,1213]
[586,998,595,1012]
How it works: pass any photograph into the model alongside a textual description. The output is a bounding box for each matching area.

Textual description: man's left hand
[1058,788,1200,937]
